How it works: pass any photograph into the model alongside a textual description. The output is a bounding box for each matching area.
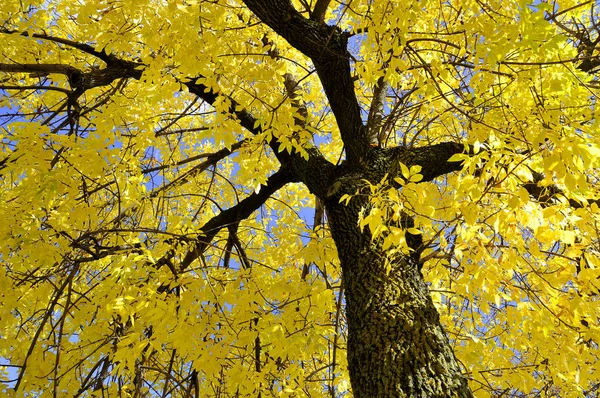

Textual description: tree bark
[325,180,472,397]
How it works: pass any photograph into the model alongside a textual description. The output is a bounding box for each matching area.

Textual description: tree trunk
[325,181,472,398]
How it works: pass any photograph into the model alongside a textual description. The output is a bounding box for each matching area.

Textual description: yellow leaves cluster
[3,0,600,395]
[425,172,600,394]
[341,165,442,263]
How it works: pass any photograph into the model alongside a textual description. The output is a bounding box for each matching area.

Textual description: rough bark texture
[316,147,471,397]
[324,174,472,397]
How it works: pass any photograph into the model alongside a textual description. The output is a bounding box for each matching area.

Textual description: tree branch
[0,84,71,94]
[0,30,336,197]
[142,140,246,175]
[389,142,466,182]
[183,78,335,197]
[312,0,332,22]
[0,63,79,76]
[367,76,389,147]
[0,60,139,97]
[522,171,600,209]
[283,73,308,129]
[394,142,600,211]
[178,167,294,269]
[241,0,370,164]
[0,28,114,64]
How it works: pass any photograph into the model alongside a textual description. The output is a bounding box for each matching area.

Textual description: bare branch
[367,76,389,147]
[0,63,79,76]
[0,85,71,94]
[312,0,332,22]
[142,139,247,175]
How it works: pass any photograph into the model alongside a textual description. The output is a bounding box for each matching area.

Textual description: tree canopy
[2,0,600,396]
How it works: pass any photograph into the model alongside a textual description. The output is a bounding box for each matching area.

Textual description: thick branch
[362,142,466,184]
[400,142,466,181]
[240,0,339,60]
[523,171,600,209]
[178,168,294,269]
[0,63,78,76]
[391,143,600,210]
[184,80,334,197]
[0,61,139,94]
[242,0,370,163]
[388,143,600,212]
[311,0,332,22]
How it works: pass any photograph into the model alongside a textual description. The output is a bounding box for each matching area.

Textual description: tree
[1,0,600,396]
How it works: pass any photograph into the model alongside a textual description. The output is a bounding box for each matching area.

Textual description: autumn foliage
[2,0,600,396]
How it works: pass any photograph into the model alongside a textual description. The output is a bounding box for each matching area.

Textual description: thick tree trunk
[325,185,472,397]
[236,4,474,395]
